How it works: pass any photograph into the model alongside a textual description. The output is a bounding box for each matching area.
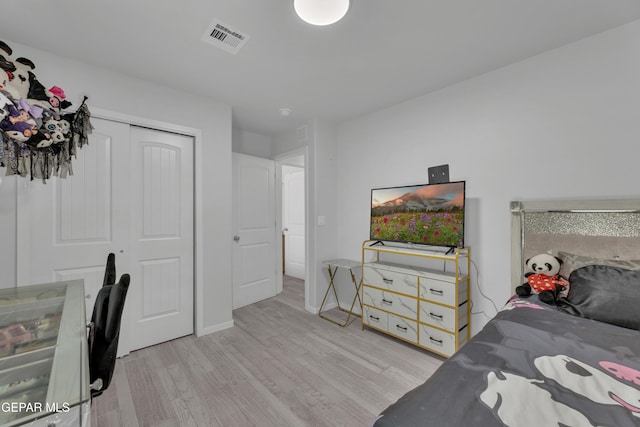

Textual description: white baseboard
[196,320,234,337]
[308,301,339,314]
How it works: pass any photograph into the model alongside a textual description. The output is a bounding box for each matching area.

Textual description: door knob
[233,235,240,242]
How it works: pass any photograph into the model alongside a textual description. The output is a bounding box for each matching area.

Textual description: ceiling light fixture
[294,0,349,26]
[279,107,292,117]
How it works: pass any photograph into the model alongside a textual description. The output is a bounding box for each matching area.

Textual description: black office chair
[103,252,116,287]
[88,273,130,397]
[86,252,117,371]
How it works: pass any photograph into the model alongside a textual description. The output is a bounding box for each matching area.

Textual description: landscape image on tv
[370,181,465,247]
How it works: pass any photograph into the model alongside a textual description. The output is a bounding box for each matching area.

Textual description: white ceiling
[2,1,640,136]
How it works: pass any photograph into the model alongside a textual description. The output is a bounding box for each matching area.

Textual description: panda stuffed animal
[515,253,568,305]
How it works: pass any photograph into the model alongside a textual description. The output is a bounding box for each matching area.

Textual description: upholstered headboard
[510,199,640,292]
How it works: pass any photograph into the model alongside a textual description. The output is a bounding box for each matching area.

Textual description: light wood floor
[91,276,443,427]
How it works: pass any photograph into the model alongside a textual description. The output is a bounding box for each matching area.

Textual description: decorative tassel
[71,96,93,152]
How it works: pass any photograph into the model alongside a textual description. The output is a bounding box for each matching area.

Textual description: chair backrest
[89,273,130,397]
[104,274,129,342]
[103,253,116,287]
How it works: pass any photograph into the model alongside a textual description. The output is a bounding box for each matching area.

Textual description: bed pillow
[561,265,640,330]
[557,250,640,278]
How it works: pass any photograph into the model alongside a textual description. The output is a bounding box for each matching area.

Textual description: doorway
[282,162,305,280]
[277,150,307,310]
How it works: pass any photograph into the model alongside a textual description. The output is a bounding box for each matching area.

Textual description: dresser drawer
[388,314,418,344]
[363,305,388,331]
[362,286,418,320]
[419,277,466,307]
[419,324,457,357]
[363,265,417,296]
[419,301,461,332]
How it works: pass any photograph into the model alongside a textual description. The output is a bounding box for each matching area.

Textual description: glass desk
[0,280,90,426]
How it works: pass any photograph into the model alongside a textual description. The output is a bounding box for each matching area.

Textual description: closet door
[17,118,194,354]
[128,126,194,350]
[18,118,131,323]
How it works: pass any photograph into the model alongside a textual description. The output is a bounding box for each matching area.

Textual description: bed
[372,199,640,427]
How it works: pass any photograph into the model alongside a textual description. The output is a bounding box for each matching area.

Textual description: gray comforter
[373,296,640,427]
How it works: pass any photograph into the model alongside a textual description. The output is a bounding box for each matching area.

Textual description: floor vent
[202,19,250,54]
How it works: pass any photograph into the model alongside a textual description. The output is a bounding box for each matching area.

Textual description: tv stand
[361,240,471,358]
[369,240,385,247]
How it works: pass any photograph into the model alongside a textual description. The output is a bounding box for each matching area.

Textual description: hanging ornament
[0,40,93,182]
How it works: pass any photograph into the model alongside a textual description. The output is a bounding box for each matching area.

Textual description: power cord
[469,258,500,320]
[442,256,500,320]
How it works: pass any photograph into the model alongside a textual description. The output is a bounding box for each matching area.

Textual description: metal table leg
[319,262,362,327]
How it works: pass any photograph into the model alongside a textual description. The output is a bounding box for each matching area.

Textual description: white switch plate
[317,216,326,226]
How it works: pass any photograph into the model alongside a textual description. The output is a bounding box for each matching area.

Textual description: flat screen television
[370,181,465,248]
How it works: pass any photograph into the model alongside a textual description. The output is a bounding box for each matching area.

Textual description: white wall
[273,120,339,313]
[335,20,640,334]
[0,177,16,288]
[232,128,272,158]
[0,39,234,334]
[312,120,339,309]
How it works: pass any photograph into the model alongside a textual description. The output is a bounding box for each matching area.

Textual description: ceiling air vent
[202,19,250,55]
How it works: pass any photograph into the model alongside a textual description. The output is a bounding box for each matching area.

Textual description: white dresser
[361,241,470,358]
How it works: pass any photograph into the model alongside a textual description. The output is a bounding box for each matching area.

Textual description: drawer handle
[429,289,444,296]
[429,312,443,320]
[382,298,393,305]
[396,325,408,332]
[383,278,393,285]
[369,315,380,322]
[429,337,443,345]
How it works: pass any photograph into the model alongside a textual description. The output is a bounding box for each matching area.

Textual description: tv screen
[370,181,465,248]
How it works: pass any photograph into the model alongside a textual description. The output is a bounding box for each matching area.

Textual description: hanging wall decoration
[0,40,93,182]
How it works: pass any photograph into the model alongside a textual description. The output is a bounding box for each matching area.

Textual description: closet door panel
[57,136,112,243]
[17,117,131,325]
[129,126,194,350]
[141,144,180,238]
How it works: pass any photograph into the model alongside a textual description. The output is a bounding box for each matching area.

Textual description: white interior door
[128,126,194,350]
[18,118,131,324]
[232,153,276,309]
[17,118,194,354]
[283,165,305,280]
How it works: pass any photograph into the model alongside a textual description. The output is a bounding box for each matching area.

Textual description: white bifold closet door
[18,117,194,354]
